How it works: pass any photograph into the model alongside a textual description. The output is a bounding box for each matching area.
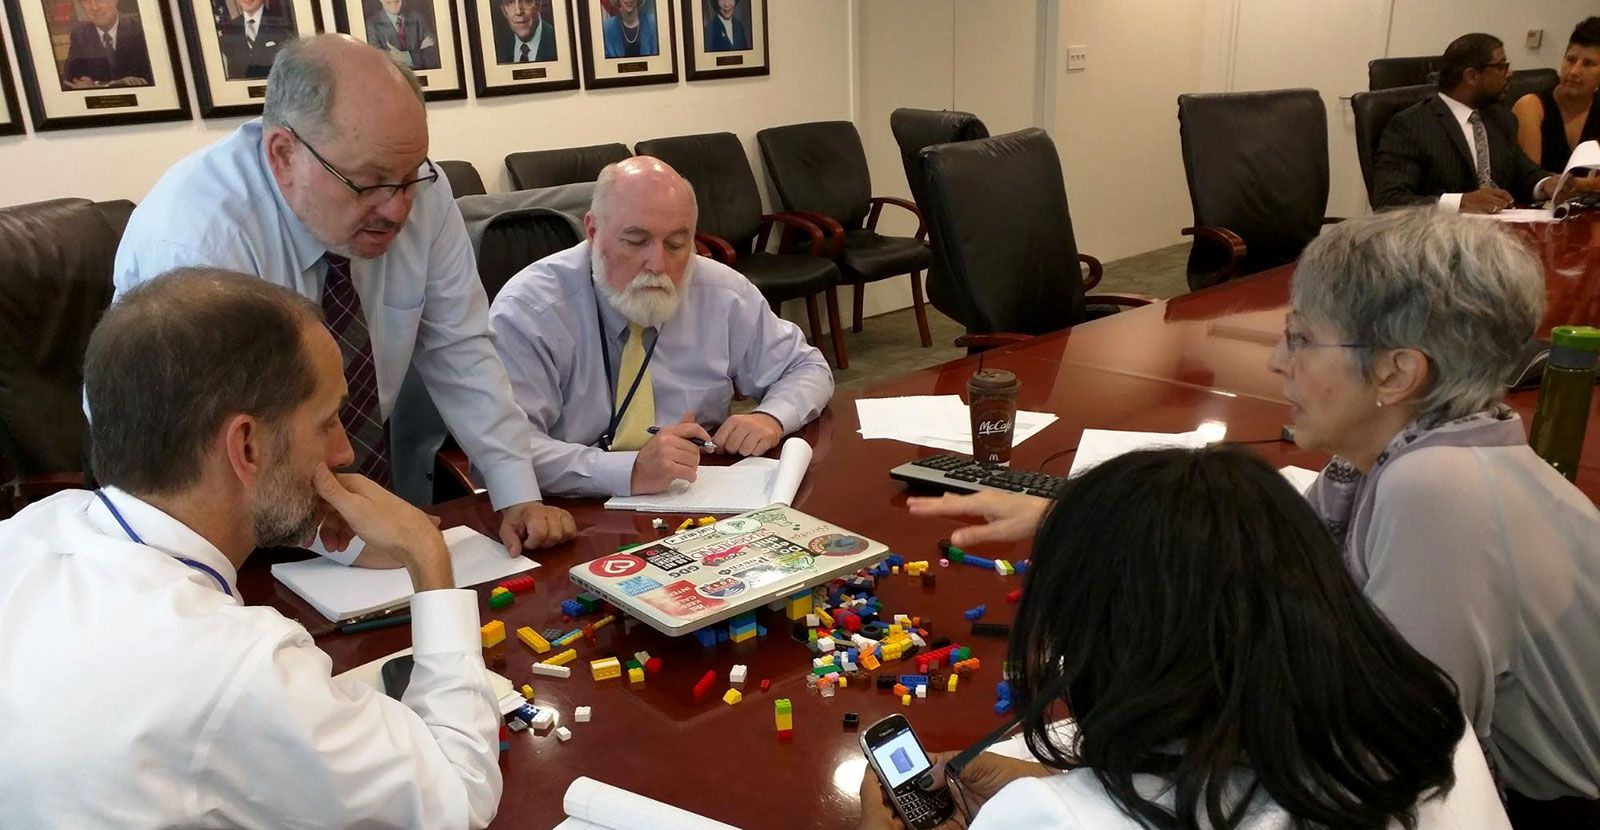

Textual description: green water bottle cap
[1551,326,1600,352]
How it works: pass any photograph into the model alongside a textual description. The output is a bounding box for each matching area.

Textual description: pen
[645,425,716,451]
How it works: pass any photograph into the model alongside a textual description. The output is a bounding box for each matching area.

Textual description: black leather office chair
[889,108,994,325]
[437,160,487,197]
[0,198,132,512]
[1369,55,1441,90]
[633,132,847,367]
[920,129,1151,352]
[505,143,632,189]
[757,121,934,348]
[1507,68,1560,103]
[1352,83,1435,207]
[1178,89,1333,290]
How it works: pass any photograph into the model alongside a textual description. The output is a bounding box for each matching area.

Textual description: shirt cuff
[1438,193,1463,212]
[752,404,800,435]
[479,460,542,511]
[410,588,482,657]
[596,450,639,497]
[1536,176,1555,201]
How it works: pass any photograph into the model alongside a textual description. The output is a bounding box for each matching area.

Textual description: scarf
[1308,405,1527,583]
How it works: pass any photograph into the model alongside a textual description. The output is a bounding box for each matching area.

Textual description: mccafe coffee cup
[968,369,1020,464]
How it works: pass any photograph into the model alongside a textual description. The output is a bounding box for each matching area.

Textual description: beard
[250,434,322,549]
[593,254,694,328]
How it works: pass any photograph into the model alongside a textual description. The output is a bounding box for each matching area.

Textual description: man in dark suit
[364,0,438,70]
[60,0,153,89]
[218,0,295,80]
[1373,33,1558,213]
[705,0,749,52]
[493,0,556,64]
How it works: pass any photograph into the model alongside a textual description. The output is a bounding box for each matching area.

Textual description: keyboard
[889,454,1066,497]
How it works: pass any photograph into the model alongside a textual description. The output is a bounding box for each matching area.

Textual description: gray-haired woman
[1267,207,1600,826]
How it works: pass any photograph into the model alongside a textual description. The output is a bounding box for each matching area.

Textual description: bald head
[585,157,701,326]
[591,156,699,230]
[263,34,425,145]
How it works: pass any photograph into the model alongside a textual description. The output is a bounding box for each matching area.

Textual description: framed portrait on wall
[0,29,25,134]
[681,0,763,81]
[177,0,322,117]
[3,0,191,130]
[463,0,577,97]
[332,0,465,100]
[575,0,675,90]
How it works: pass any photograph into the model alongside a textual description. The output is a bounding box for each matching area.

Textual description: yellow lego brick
[947,674,959,692]
[816,609,834,627]
[676,518,695,532]
[516,626,551,654]
[785,595,812,621]
[891,566,900,574]
[888,624,903,636]
[901,694,911,706]
[491,586,512,597]
[628,666,645,685]
[696,516,716,527]
[590,657,622,681]
[723,688,743,705]
[480,620,506,648]
[774,714,793,730]
[838,676,848,688]
[521,683,535,699]
[542,648,578,667]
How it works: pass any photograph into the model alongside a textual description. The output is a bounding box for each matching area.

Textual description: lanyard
[594,289,659,451]
[95,490,234,598]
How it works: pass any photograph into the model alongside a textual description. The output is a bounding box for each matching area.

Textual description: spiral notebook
[603,437,812,514]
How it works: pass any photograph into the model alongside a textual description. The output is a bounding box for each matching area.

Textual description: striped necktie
[321,253,392,487]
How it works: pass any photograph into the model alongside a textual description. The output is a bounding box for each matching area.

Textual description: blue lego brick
[963,604,986,622]
[997,681,1012,702]
[962,555,996,569]
[560,598,585,617]
[899,674,930,687]
[886,554,905,566]
[1015,560,1030,573]
[693,628,718,648]
[757,625,768,637]
[716,628,730,643]
[994,699,1014,715]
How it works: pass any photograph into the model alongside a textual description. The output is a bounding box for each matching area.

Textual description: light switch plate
[1527,29,1544,49]
[1066,45,1088,72]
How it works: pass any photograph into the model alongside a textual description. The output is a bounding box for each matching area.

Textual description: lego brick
[480,620,506,649]
[843,712,859,730]
[759,678,771,691]
[553,629,584,648]
[555,726,573,742]
[893,683,909,697]
[693,670,717,701]
[530,662,572,679]
[516,626,552,654]
[916,684,927,699]
[634,651,652,665]
[543,648,578,667]
[491,586,511,598]
[877,675,896,690]
[521,683,535,699]
[723,689,743,705]
[651,517,668,531]
[696,516,716,527]
[560,598,585,618]
[589,657,622,681]
[576,591,601,613]
[693,628,719,648]
[901,694,912,706]
[574,705,591,723]
[507,718,528,732]
[947,674,959,692]
[628,667,645,685]
[899,674,930,688]
[971,622,1011,638]
[498,575,536,594]
[963,605,986,622]
[676,518,696,532]
[729,665,748,686]
[591,614,616,631]
[645,657,663,673]
[489,591,514,610]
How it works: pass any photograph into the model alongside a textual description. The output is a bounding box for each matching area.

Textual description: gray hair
[263,35,424,142]
[591,158,700,230]
[1291,207,1544,425]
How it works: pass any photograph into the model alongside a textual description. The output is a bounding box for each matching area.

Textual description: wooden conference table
[240,214,1600,829]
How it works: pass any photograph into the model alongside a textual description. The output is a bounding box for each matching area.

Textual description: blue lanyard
[95,490,234,598]
[594,289,659,451]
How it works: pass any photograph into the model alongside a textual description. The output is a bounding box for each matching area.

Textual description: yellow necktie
[609,324,656,451]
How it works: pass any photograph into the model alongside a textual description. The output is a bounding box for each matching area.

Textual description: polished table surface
[238,214,1600,829]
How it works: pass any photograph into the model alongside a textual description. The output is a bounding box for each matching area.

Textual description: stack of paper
[1067,428,1213,476]
[271,526,538,622]
[555,777,741,830]
[855,395,1058,454]
[604,437,812,514]
[1279,465,1321,495]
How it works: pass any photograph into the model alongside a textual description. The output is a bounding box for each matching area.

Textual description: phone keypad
[895,785,954,828]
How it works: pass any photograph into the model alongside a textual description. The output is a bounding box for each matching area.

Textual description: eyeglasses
[286,124,438,205]
[1480,60,1511,72]
[1280,326,1368,356]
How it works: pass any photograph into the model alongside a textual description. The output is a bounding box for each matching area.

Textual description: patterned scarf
[1307,405,1527,583]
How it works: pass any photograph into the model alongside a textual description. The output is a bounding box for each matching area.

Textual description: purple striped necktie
[321,252,392,488]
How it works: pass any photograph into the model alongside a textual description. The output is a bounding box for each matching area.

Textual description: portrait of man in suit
[703,0,748,52]
[217,0,296,80]
[57,0,154,90]
[364,0,439,70]
[494,0,555,64]
[600,0,656,59]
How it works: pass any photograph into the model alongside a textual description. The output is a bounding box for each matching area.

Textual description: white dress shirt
[514,19,545,60]
[1435,93,1554,213]
[0,488,502,828]
[98,17,119,50]
[242,8,263,39]
[488,241,834,497]
[970,730,1507,829]
[112,119,543,509]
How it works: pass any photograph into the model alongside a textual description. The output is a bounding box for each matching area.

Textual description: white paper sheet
[1279,465,1322,495]
[1067,428,1213,477]
[855,395,1058,454]
[557,777,741,830]
[1464,208,1559,223]
[604,437,812,513]
[271,526,538,622]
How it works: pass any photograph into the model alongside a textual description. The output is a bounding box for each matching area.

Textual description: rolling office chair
[1506,68,1560,104]
[505,143,632,189]
[1368,55,1441,90]
[1351,82,1436,208]
[633,131,848,367]
[919,128,1151,353]
[888,107,995,326]
[1177,89,1335,290]
[757,120,934,348]
[437,160,488,197]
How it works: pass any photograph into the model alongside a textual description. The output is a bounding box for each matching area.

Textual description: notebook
[603,437,812,514]
[271,525,538,622]
[554,777,741,830]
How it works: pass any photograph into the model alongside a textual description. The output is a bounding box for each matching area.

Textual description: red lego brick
[497,575,537,594]
[693,670,717,702]
[645,657,664,674]
[1005,588,1023,604]
[760,678,771,691]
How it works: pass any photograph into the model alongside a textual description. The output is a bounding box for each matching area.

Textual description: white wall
[1389,0,1598,65]
[0,0,853,205]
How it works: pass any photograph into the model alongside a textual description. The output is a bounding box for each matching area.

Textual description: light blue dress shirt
[488,241,834,498]
[111,119,542,509]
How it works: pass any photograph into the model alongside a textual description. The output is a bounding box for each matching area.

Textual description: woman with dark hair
[857,446,1507,829]
[1514,17,1600,172]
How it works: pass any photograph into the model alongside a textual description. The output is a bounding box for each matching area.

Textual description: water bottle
[1528,325,1600,481]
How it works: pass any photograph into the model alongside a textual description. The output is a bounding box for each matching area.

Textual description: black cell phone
[859,714,956,829]
[380,654,414,700]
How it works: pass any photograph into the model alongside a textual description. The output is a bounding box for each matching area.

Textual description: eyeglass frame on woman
[285,124,439,204]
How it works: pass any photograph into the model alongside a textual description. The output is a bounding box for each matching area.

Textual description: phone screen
[869,722,934,790]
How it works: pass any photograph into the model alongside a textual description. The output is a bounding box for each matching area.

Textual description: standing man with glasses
[1372,32,1565,213]
[112,34,577,566]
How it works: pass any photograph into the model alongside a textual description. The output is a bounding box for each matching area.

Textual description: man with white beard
[487,156,833,497]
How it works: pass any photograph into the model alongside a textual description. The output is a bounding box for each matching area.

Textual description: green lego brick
[488,592,514,610]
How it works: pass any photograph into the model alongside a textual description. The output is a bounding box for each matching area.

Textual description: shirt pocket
[677,379,735,425]
[373,299,425,403]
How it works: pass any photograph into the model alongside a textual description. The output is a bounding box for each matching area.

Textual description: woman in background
[1514,17,1600,173]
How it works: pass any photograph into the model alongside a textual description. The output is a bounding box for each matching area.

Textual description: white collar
[98,17,120,41]
[517,18,544,48]
[1438,92,1477,127]
[243,8,263,26]
[91,487,241,600]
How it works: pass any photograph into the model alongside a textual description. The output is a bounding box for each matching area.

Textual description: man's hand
[63,76,99,89]
[906,491,1050,548]
[630,412,712,494]
[499,501,577,556]
[712,412,784,457]
[313,465,452,591]
[1460,187,1514,214]
[1550,173,1600,203]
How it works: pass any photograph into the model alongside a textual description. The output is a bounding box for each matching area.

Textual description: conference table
[240,214,1600,829]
